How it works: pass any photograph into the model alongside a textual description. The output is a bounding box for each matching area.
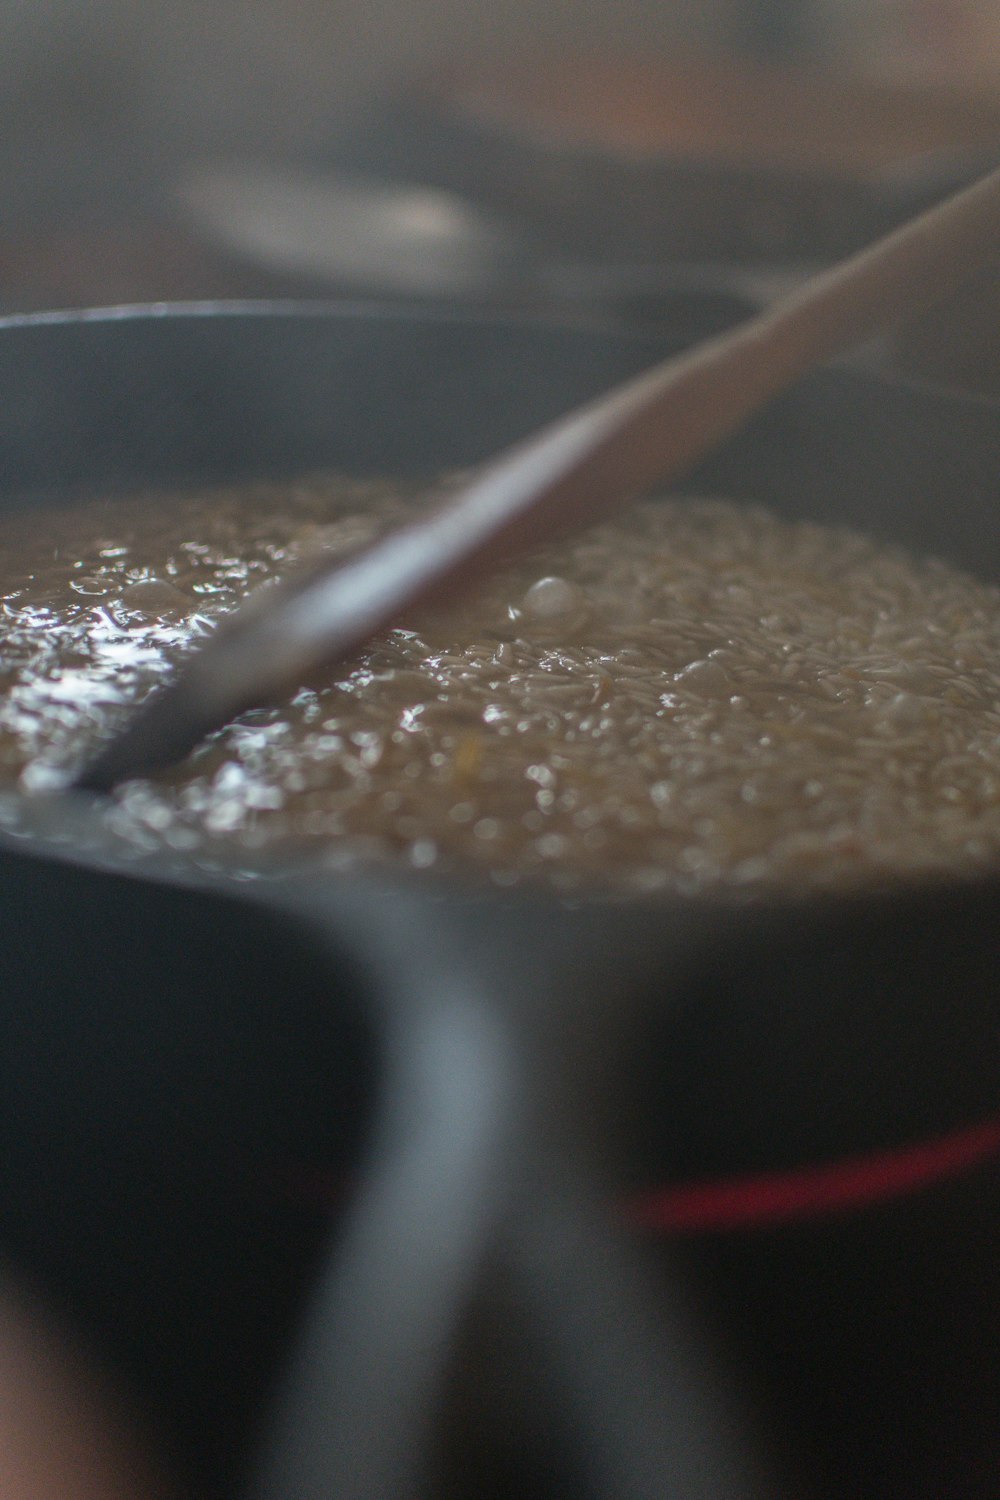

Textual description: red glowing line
[626,1113,1000,1233]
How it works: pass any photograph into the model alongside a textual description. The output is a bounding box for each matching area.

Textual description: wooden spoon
[75,166,1000,792]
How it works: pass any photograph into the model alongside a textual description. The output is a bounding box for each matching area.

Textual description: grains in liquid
[0,474,999,897]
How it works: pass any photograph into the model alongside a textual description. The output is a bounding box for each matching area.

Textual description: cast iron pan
[0,303,999,1499]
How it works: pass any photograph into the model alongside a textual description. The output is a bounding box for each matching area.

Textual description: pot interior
[2,302,999,587]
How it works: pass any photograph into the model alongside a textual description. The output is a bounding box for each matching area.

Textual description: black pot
[1,302,999,1500]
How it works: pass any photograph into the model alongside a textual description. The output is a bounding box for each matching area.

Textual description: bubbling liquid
[2,473,1000,897]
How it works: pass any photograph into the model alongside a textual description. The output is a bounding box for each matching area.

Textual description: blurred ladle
[77,165,1000,793]
[179,165,767,319]
[181,167,525,300]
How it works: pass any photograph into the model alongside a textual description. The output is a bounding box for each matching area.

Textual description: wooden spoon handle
[76,166,1000,790]
[508,160,1000,547]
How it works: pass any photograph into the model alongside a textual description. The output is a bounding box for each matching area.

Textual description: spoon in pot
[75,165,1000,793]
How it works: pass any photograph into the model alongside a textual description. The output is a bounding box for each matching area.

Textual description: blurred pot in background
[0,0,726,228]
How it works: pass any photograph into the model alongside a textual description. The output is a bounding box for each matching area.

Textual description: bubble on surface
[521,576,584,619]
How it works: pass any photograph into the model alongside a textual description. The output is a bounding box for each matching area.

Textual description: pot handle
[247,884,787,1500]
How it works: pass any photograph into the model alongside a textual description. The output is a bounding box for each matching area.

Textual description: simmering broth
[2,473,1000,896]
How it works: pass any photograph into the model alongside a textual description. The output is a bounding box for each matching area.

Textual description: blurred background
[2,0,999,387]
